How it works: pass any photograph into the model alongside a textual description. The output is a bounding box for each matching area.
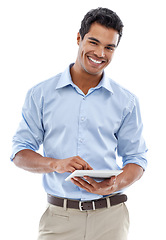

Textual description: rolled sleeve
[117,96,148,170]
[11,87,44,161]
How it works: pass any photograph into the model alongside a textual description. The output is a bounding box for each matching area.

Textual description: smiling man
[11,7,147,240]
[71,22,118,94]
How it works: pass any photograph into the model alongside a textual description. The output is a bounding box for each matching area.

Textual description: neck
[70,62,103,95]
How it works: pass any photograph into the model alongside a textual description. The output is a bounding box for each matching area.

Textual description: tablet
[65,170,123,182]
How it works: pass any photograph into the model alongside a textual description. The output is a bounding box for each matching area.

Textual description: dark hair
[79,7,124,45]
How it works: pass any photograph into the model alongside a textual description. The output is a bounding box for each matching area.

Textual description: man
[11,7,147,240]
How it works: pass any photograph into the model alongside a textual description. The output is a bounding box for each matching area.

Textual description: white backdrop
[1,0,165,239]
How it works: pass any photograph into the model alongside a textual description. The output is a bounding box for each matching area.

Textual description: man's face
[77,22,119,76]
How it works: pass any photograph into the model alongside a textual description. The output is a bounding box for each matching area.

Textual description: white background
[1,0,166,239]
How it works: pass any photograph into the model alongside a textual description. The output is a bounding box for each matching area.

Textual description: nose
[94,46,105,58]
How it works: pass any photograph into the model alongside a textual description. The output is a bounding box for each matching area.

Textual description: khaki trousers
[38,202,129,240]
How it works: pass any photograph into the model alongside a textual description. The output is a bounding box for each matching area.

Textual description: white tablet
[65,170,123,182]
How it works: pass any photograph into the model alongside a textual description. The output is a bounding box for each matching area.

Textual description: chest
[42,87,124,137]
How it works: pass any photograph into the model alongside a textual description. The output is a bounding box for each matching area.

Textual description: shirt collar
[56,64,114,94]
[55,64,75,90]
[96,72,114,94]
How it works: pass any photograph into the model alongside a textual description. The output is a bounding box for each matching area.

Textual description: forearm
[115,163,144,192]
[13,149,93,174]
[13,149,56,173]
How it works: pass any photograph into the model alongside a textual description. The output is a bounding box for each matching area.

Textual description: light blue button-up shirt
[11,64,147,201]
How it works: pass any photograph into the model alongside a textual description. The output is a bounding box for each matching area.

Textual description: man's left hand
[71,176,117,195]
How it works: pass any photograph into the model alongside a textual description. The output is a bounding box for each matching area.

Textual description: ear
[77,32,81,45]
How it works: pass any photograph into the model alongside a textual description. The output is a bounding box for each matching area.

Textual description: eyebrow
[88,37,117,48]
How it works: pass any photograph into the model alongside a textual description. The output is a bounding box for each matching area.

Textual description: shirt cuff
[10,146,35,161]
[122,152,148,170]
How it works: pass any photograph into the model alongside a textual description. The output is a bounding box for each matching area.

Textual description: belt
[47,193,127,211]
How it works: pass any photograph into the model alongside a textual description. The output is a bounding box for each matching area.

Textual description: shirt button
[81,117,85,121]
[79,138,83,143]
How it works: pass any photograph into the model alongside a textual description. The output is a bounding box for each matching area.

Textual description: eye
[105,46,115,52]
[90,41,97,45]
[106,46,114,51]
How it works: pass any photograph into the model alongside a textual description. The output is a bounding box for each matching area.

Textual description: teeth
[88,57,102,64]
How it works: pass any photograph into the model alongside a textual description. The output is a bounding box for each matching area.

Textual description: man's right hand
[13,149,92,174]
[53,156,93,173]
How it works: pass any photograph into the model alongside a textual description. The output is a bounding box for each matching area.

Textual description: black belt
[47,193,127,211]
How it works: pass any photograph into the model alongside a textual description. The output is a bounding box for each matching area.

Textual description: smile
[88,56,104,64]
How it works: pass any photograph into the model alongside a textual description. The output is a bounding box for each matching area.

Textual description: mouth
[87,56,106,65]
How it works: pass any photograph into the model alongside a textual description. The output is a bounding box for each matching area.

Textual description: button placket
[77,97,87,154]
[81,116,85,121]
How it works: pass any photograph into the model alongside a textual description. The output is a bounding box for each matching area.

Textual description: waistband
[47,193,127,211]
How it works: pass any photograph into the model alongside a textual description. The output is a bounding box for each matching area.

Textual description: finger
[75,177,100,194]
[102,177,116,187]
[75,157,93,170]
[71,162,85,170]
[68,166,76,173]
[80,162,93,170]
[71,178,91,192]
[74,177,95,190]
[109,176,117,185]
[85,163,93,170]
[83,176,98,186]
[73,177,91,186]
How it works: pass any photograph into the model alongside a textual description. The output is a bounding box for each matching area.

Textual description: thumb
[110,176,117,185]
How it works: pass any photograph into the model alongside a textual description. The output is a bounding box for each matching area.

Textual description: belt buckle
[79,201,96,211]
